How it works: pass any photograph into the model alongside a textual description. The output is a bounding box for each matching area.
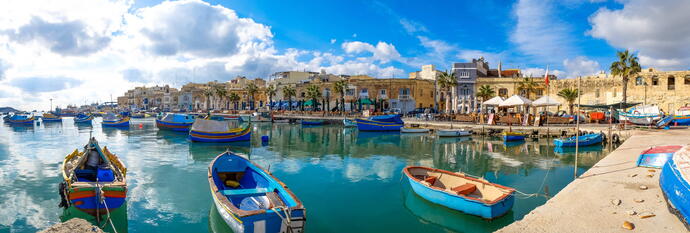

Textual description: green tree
[476,85,495,103]
[333,80,348,114]
[558,88,579,115]
[228,92,240,110]
[203,88,214,110]
[266,84,277,110]
[518,77,538,99]
[282,86,296,111]
[306,84,322,111]
[244,82,258,110]
[610,49,641,105]
[438,70,458,113]
[213,84,227,110]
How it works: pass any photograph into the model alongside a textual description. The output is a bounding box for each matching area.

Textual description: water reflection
[60,203,128,233]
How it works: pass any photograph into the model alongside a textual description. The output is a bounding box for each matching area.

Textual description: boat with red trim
[189,119,251,143]
[156,113,195,131]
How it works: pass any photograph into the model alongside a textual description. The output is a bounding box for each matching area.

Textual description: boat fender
[58,181,70,208]
[601,132,607,142]
[612,134,620,144]
[261,135,269,142]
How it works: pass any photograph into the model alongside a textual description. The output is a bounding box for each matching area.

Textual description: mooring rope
[270,207,295,233]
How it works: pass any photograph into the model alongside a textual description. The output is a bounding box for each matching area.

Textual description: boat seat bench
[221,188,269,196]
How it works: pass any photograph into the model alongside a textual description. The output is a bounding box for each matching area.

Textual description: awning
[577,102,641,110]
[304,100,321,106]
[357,98,374,105]
[499,95,532,107]
[482,96,504,106]
[532,96,561,107]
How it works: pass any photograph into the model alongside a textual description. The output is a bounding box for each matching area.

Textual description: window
[361,88,368,94]
[652,76,659,85]
[668,76,675,90]
[635,77,644,85]
[685,75,690,85]
[499,88,508,96]
[458,71,470,78]
[380,89,386,96]
[346,88,354,96]
[536,89,544,96]
[595,89,600,98]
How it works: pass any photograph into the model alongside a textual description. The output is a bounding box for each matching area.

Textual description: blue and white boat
[618,105,662,125]
[657,115,674,128]
[660,146,690,228]
[101,113,130,127]
[355,114,403,131]
[189,119,251,143]
[554,133,603,147]
[671,107,690,126]
[637,145,682,168]
[403,166,515,219]
[501,132,525,141]
[300,119,324,125]
[42,113,63,122]
[74,113,94,124]
[342,119,356,127]
[7,114,35,125]
[208,151,306,233]
[156,113,195,132]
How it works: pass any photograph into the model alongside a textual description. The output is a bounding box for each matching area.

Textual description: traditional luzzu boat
[189,119,251,143]
[618,105,662,125]
[342,119,357,127]
[7,114,35,125]
[209,151,306,233]
[355,114,404,131]
[401,127,429,133]
[301,119,325,125]
[101,113,130,127]
[672,107,690,126]
[59,137,127,218]
[403,166,515,219]
[437,129,471,137]
[636,145,682,168]
[660,145,690,229]
[42,113,63,122]
[554,133,603,147]
[501,132,525,141]
[156,113,195,132]
[74,113,94,124]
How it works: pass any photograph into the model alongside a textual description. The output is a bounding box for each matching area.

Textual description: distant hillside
[0,107,19,113]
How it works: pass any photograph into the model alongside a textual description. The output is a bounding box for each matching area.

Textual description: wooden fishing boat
[42,113,63,122]
[342,119,357,127]
[156,113,195,132]
[672,107,690,126]
[131,112,146,118]
[74,113,94,124]
[209,151,306,233]
[437,129,471,137]
[355,114,403,131]
[618,105,662,125]
[501,132,525,141]
[189,119,251,142]
[301,119,324,125]
[636,145,682,168]
[212,114,241,121]
[101,113,129,127]
[657,115,674,128]
[660,145,690,229]
[7,114,35,124]
[59,137,127,218]
[403,166,515,219]
[554,133,603,147]
[401,127,429,133]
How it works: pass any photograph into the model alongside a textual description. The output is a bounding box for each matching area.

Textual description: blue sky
[0,0,688,110]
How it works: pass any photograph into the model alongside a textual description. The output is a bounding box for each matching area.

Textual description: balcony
[399,95,411,100]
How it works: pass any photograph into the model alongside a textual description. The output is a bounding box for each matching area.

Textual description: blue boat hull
[42,117,63,122]
[672,115,690,126]
[406,175,514,219]
[301,120,324,125]
[502,135,524,141]
[74,116,94,124]
[660,157,690,228]
[554,134,603,147]
[102,120,129,127]
[355,118,402,131]
[156,119,193,131]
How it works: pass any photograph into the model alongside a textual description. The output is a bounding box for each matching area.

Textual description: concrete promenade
[497,129,690,233]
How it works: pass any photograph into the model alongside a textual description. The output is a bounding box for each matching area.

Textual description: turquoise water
[0,118,613,233]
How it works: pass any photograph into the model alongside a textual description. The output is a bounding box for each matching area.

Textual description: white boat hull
[437,130,471,137]
[273,119,290,123]
[401,128,429,133]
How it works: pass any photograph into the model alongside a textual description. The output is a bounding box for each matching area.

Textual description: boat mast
[574,76,581,178]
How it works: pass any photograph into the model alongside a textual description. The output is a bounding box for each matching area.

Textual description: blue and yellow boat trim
[502,132,525,141]
[355,118,403,131]
[102,117,130,127]
[189,126,251,142]
[156,119,193,132]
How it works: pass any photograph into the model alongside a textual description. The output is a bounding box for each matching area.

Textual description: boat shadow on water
[101,126,130,137]
[60,202,129,233]
[403,189,514,233]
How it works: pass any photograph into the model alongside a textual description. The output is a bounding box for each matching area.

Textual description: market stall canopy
[532,96,561,107]
[577,102,641,110]
[304,99,321,106]
[482,96,505,106]
[499,95,532,107]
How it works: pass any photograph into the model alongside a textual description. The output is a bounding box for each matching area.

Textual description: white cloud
[341,41,401,63]
[522,67,565,78]
[563,56,601,78]
[330,38,336,44]
[399,18,427,34]
[511,0,576,63]
[588,0,690,69]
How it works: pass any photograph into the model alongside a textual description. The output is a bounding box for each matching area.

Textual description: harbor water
[0,118,614,233]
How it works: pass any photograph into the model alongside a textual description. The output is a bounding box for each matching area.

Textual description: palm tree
[266,84,277,110]
[518,77,538,99]
[282,86,296,111]
[244,83,258,110]
[437,70,458,113]
[213,84,227,110]
[203,88,214,110]
[476,85,495,103]
[333,80,348,114]
[610,49,641,105]
[306,84,322,111]
[228,92,240,110]
[558,88,579,115]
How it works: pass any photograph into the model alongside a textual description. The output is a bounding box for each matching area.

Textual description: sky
[0,0,689,110]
